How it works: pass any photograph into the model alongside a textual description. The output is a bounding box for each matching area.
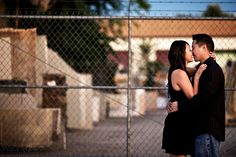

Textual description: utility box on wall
[42,73,67,126]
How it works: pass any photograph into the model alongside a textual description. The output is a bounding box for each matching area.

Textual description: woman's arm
[172,65,207,99]
[193,64,207,95]
[168,65,207,113]
[171,69,195,99]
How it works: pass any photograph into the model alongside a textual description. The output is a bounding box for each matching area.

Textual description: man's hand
[167,101,178,113]
[209,52,216,60]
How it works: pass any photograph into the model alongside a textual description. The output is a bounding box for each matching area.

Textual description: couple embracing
[162,34,225,157]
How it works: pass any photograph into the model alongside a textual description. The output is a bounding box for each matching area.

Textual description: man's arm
[171,62,224,112]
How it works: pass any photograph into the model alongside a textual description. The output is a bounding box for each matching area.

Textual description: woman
[162,40,207,157]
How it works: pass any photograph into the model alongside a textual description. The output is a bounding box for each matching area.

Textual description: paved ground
[1,110,236,157]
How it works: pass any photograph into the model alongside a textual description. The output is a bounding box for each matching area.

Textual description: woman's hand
[195,64,207,79]
[193,64,207,95]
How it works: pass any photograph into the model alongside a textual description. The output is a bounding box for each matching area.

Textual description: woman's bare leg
[169,154,186,157]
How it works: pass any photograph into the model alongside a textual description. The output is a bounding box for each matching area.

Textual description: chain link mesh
[0,14,236,157]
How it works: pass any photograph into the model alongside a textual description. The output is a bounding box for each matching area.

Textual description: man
[169,34,225,157]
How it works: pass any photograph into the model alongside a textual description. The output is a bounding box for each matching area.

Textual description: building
[103,19,236,74]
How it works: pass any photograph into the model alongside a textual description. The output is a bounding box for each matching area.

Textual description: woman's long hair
[168,40,188,72]
[168,40,189,95]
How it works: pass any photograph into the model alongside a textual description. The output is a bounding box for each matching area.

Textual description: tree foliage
[202,4,233,17]
[2,0,150,88]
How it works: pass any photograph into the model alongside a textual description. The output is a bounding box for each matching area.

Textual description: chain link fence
[0,14,236,157]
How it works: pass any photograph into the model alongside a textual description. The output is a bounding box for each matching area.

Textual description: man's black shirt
[178,57,225,141]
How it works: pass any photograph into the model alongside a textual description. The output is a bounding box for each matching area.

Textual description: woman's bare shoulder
[172,69,187,77]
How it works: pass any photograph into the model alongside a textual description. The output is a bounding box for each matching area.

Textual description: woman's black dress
[162,72,194,155]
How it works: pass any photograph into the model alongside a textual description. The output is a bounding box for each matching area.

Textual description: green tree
[202,4,233,17]
[144,61,163,91]
[2,0,150,88]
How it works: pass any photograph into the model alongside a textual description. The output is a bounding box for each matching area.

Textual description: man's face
[192,40,205,62]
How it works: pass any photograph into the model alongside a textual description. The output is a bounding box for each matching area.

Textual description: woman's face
[185,44,193,63]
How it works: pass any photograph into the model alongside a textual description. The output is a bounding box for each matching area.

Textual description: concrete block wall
[35,36,48,106]
[0,37,12,79]
[0,28,37,97]
[0,109,60,148]
[37,36,94,130]
[0,31,97,131]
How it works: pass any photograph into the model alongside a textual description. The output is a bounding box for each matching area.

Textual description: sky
[130,0,236,17]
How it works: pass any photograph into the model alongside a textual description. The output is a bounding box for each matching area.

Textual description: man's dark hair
[192,34,214,52]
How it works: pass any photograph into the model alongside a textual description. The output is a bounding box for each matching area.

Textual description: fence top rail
[0,15,236,20]
[0,85,235,91]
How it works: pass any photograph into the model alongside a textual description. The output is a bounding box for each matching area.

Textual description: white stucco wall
[110,37,236,72]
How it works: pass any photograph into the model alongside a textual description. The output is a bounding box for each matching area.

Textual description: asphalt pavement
[1,110,236,157]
